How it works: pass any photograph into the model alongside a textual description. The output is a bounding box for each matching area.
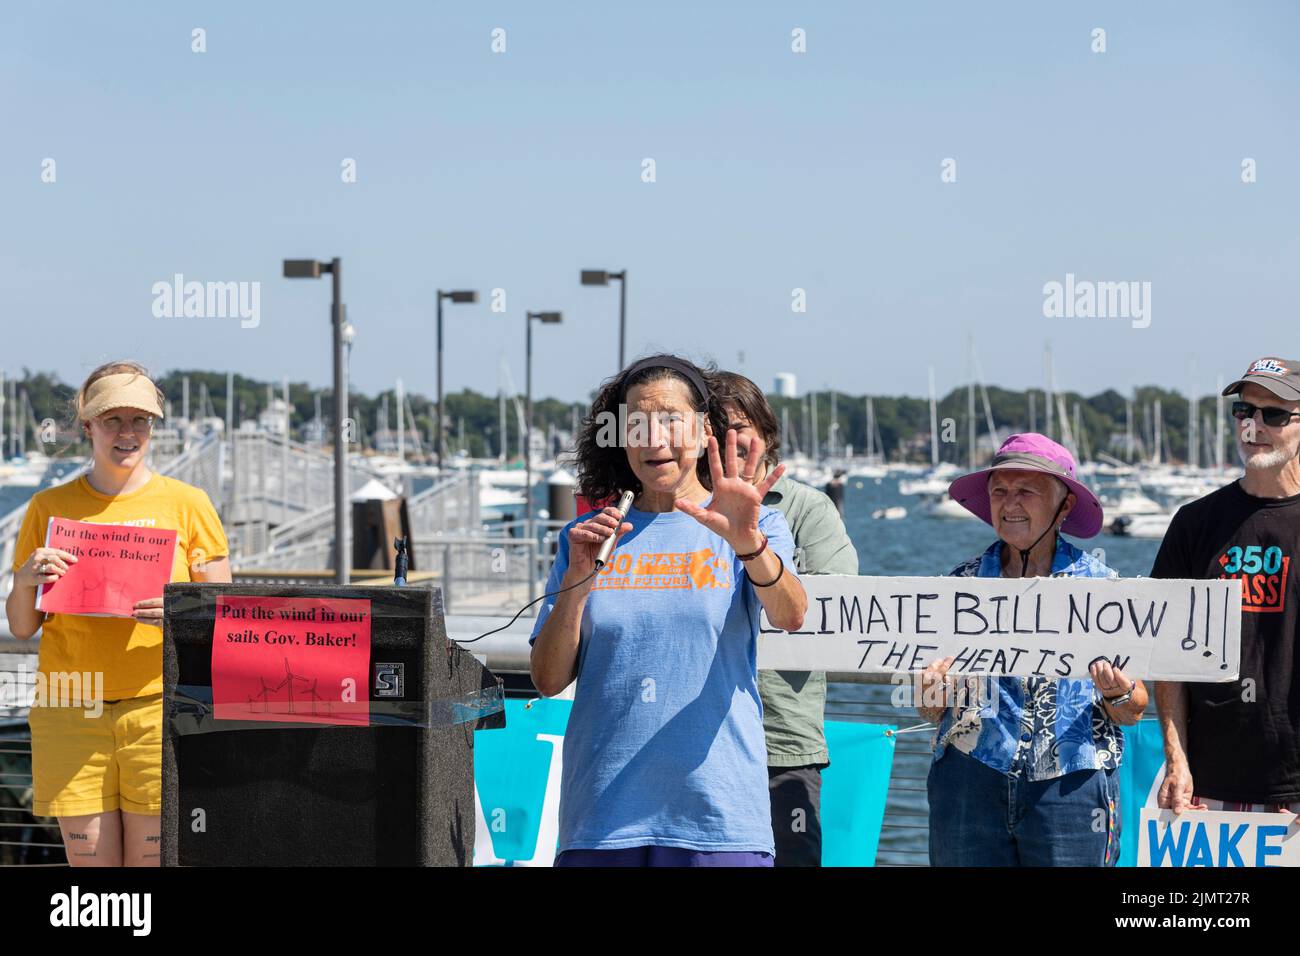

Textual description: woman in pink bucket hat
[948,432,1104,563]
[919,433,1149,866]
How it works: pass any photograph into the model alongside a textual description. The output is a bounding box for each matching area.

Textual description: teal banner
[1117,718,1167,868]
[473,698,571,866]
[473,701,898,866]
[821,721,897,866]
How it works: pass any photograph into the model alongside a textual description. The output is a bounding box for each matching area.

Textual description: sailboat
[848,396,888,479]
[898,367,957,496]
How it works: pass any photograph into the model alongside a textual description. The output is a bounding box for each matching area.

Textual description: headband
[618,357,711,407]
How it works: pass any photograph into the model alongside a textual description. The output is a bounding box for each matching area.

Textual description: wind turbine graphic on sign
[245,658,314,714]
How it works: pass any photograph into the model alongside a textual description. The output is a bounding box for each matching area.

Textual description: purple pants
[554,845,773,867]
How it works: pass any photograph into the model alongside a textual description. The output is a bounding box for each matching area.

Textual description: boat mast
[1044,343,1054,440]
[810,391,819,462]
[971,341,998,457]
[829,389,838,459]
[1215,374,1225,469]
[226,371,235,439]
[396,378,405,462]
[1125,398,1133,463]
[927,366,939,467]
[967,336,976,470]
[1153,398,1163,465]
[865,397,875,461]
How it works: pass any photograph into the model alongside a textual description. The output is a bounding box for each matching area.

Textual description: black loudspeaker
[160,583,503,867]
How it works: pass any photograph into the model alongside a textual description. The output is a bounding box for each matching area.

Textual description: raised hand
[675,428,784,553]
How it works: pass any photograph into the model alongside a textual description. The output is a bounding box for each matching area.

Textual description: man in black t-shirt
[1152,357,1300,813]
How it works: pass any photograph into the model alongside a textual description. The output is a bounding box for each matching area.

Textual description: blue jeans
[554,846,773,867]
[927,748,1120,866]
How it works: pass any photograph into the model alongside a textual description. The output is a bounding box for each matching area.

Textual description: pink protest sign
[211,595,372,725]
[38,517,177,618]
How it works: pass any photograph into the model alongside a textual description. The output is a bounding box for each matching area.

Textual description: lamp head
[283,259,322,279]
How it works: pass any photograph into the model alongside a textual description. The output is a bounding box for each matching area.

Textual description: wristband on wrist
[736,533,768,562]
[1103,679,1136,706]
[748,553,784,588]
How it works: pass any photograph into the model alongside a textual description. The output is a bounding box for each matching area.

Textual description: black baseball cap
[1221,357,1300,402]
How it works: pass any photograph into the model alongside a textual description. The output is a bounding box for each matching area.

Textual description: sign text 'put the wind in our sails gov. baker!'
[758,576,1241,682]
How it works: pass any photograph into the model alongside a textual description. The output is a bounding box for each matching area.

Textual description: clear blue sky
[3,1,1297,405]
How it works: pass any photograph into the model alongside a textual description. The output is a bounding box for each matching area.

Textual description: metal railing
[406,469,482,536]
[413,536,539,613]
[0,649,64,865]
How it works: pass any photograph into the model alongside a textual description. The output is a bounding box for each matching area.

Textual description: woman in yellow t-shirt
[4,362,231,866]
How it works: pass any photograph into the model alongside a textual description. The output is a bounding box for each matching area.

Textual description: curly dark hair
[574,354,726,504]
[706,370,781,473]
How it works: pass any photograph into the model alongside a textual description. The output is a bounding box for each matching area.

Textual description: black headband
[618,357,711,407]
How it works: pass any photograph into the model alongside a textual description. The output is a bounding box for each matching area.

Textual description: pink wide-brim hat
[948,433,1104,539]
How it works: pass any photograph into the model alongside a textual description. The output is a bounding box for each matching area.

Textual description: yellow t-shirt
[12,473,229,700]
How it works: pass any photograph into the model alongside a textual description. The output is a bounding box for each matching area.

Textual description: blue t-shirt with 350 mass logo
[530,502,798,854]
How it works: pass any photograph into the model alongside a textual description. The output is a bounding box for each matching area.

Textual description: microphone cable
[463,491,634,644]
[460,565,600,644]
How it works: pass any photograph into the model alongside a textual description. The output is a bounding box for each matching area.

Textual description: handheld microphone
[594,490,635,569]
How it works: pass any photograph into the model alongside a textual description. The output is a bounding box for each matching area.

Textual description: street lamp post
[435,289,479,470]
[524,310,562,557]
[580,269,627,371]
[284,257,350,584]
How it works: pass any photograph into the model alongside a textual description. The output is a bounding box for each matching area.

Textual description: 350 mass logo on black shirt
[1218,545,1290,613]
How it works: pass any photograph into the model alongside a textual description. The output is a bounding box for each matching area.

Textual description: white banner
[1139,808,1299,867]
[758,576,1240,682]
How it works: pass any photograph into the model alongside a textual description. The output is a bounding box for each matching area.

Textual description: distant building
[774,373,797,398]
[257,398,292,437]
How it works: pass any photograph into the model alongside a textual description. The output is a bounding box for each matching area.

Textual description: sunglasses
[1231,401,1300,428]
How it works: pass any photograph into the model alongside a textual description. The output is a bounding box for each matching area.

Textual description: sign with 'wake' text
[1139,809,1299,867]
[758,576,1240,682]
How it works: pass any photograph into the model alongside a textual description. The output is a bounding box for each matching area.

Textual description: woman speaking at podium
[530,355,808,866]
[5,362,231,866]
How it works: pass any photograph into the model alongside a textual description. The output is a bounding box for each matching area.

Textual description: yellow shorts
[27,693,163,817]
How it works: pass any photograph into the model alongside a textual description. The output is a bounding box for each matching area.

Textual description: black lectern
[160,583,504,866]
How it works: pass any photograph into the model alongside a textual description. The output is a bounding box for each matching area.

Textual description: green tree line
[1,367,1230,466]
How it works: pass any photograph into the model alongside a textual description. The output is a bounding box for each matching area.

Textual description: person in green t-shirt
[708,371,859,866]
